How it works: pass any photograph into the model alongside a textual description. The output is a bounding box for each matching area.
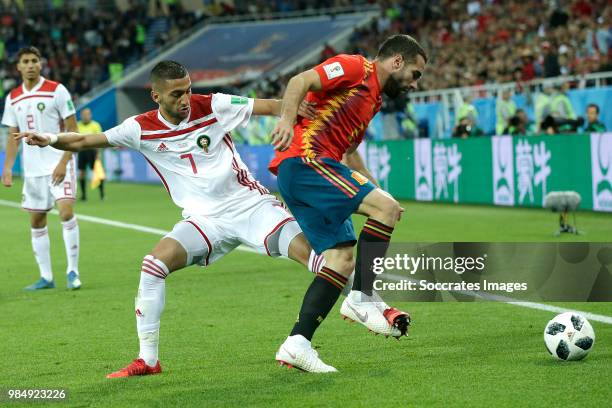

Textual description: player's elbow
[288,71,316,93]
[287,74,304,90]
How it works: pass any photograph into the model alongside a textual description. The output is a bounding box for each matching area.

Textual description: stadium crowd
[0,0,367,102]
[0,0,204,101]
[2,0,610,101]
[1,0,610,139]
[253,0,612,97]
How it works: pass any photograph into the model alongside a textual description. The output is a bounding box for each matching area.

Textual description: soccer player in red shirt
[269,35,427,372]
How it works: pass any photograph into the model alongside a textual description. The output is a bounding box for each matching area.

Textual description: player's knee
[141,254,170,280]
[59,212,74,222]
[30,214,47,229]
[374,196,401,224]
[339,258,356,276]
[326,250,354,276]
[149,240,187,273]
[335,259,355,277]
[59,209,74,222]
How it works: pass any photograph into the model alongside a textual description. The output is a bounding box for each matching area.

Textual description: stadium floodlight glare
[543,191,582,236]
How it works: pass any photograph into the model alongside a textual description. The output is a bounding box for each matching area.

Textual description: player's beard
[382,73,403,99]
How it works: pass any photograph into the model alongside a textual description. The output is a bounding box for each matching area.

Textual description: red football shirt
[269,54,382,175]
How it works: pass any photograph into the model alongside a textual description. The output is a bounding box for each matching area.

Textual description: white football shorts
[21,159,77,212]
[165,195,300,266]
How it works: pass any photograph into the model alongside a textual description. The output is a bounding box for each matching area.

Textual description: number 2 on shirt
[26,114,35,131]
[180,153,198,174]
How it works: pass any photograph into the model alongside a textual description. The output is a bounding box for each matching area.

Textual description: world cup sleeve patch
[323,62,344,80]
[231,96,248,105]
[351,171,369,185]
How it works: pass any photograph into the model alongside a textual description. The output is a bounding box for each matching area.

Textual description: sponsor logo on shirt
[156,142,169,152]
[37,102,45,112]
[323,62,344,80]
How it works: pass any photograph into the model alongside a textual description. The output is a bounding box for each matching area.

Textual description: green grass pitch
[0,179,611,407]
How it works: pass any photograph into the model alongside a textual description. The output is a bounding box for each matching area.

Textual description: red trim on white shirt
[11,94,54,106]
[143,155,171,197]
[134,94,215,135]
[190,94,213,118]
[9,78,60,103]
[222,134,269,195]
[141,118,218,140]
[38,79,60,93]
[134,110,169,131]
[9,86,24,100]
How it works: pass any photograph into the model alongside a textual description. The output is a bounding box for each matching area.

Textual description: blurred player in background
[76,108,104,201]
[269,34,427,372]
[1,46,81,291]
[17,60,324,378]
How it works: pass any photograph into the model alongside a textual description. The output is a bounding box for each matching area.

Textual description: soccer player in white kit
[17,60,326,377]
[2,46,82,291]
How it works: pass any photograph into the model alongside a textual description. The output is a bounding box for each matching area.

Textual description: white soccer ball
[544,312,595,361]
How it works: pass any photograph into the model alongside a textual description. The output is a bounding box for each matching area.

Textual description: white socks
[31,227,53,281]
[61,216,79,274]
[308,250,326,273]
[31,217,80,281]
[136,255,169,366]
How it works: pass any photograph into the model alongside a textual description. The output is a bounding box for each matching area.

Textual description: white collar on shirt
[22,76,45,94]
[157,108,190,129]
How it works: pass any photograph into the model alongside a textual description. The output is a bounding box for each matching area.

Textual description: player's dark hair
[376,34,428,64]
[587,103,599,114]
[150,60,188,85]
[16,46,42,62]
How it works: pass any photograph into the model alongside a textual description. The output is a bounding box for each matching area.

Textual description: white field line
[384,274,612,325]
[1,199,611,324]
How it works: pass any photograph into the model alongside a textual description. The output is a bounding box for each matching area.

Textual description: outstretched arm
[253,99,282,116]
[59,114,79,160]
[270,70,322,151]
[253,98,317,119]
[14,131,112,152]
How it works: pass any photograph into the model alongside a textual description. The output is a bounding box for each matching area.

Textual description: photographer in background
[453,116,484,139]
[584,103,606,133]
[504,109,535,136]
[540,114,584,134]
[540,83,586,134]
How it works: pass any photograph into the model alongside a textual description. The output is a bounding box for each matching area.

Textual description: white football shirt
[104,93,270,217]
[2,76,76,176]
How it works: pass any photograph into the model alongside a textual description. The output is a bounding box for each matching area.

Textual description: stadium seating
[0,1,203,102]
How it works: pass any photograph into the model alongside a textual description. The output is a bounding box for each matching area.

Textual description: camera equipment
[543,191,582,236]
[541,115,585,133]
